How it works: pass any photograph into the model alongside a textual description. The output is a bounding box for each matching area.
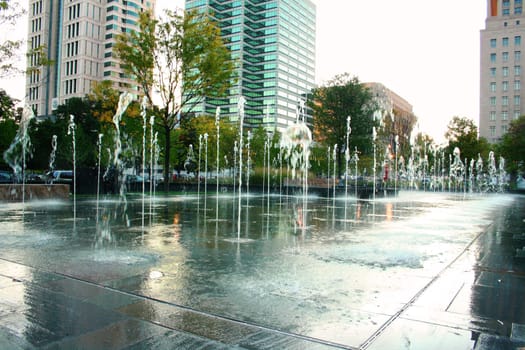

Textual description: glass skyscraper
[185,0,316,131]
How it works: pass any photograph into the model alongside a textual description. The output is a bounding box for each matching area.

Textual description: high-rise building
[25,0,156,118]
[185,0,316,131]
[480,0,525,142]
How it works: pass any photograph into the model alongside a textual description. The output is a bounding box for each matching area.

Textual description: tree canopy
[498,115,525,176]
[309,73,378,175]
[114,9,235,190]
[444,116,490,163]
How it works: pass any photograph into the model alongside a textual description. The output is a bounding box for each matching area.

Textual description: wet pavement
[0,193,524,349]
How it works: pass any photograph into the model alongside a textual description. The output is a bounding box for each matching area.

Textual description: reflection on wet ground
[0,192,524,349]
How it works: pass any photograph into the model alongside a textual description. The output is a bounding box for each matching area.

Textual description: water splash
[48,135,57,175]
[3,106,35,184]
[67,115,76,218]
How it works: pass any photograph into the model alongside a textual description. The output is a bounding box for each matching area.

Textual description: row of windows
[32,1,43,16]
[68,3,81,21]
[64,79,78,95]
[64,60,78,76]
[488,65,521,76]
[65,41,79,57]
[28,70,40,85]
[31,17,42,33]
[106,24,134,33]
[489,95,521,106]
[28,86,39,101]
[30,35,41,50]
[490,36,522,48]
[489,110,521,121]
[489,80,521,91]
[67,22,80,39]
[488,125,508,137]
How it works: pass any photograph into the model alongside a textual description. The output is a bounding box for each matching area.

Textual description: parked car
[0,170,13,184]
[125,174,144,184]
[47,170,74,184]
[25,173,45,183]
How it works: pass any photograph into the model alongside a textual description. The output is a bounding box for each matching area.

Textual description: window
[490,111,496,120]
[503,37,509,46]
[503,96,509,105]
[491,82,497,92]
[514,110,521,119]
[515,65,521,75]
[491,53,497,63]
[515,80,521,90]
[515,95,521,105]
[502,125,508,133]
[502,111,508,120]
[491,38,497,48]
[515,35,522,45]
[490,126,496,136]
[503,81,509,91]
[490,67,497,77]
[490,96,497,105]
[515,51,521,61]
[503,66,509,76]
[503,52,509,61]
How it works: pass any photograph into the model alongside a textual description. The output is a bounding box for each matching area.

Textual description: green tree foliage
[445,116,490,163]
[0,90,21,168]
[498,115,525,176]
[0,0,24,77]
[51,97,100,168]
[175,114,238,175]
[114,9,235,190]
[309,73,378,176]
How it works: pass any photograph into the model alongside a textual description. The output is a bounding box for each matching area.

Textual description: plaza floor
[0,194,525,349]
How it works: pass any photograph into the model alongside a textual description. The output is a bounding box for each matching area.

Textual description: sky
[2,0,486,143]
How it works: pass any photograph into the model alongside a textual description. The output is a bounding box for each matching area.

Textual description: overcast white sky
[2,0,486,143]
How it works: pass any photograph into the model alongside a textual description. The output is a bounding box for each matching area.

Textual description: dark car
[47,170,74,184]
[0,170,13,184]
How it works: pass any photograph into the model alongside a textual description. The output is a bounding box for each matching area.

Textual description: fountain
[1,102,523,350]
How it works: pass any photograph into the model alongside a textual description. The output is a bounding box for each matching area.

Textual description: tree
[309,73,378,176]
[114,9,235,191]
[498,115,525,176]
[444,116,490,163]
[0,1,24,77]
[53,97,100,168]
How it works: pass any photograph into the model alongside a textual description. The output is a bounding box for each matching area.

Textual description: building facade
[185,0,316,131]
[365,82,417,153]
[26,0,156,117]
[480,0,525,142]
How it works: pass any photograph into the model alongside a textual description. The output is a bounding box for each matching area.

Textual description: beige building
[26,0,156,117]
[480,0,525,143]
[365,82,417,153]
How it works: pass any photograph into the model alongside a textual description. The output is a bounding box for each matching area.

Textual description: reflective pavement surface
[0,192,524,349]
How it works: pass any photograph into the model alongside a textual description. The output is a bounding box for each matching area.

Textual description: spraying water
[215,106,220,218]
[141,96,148,228]
[237,96,246,240]
[67,115,76,217]
[96,133,103,220]
[3,106,35,203]
[49,135,57,176]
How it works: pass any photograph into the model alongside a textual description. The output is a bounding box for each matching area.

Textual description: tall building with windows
[26,0,156,117]
[480,0,525,142]
[185,0,316,131]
